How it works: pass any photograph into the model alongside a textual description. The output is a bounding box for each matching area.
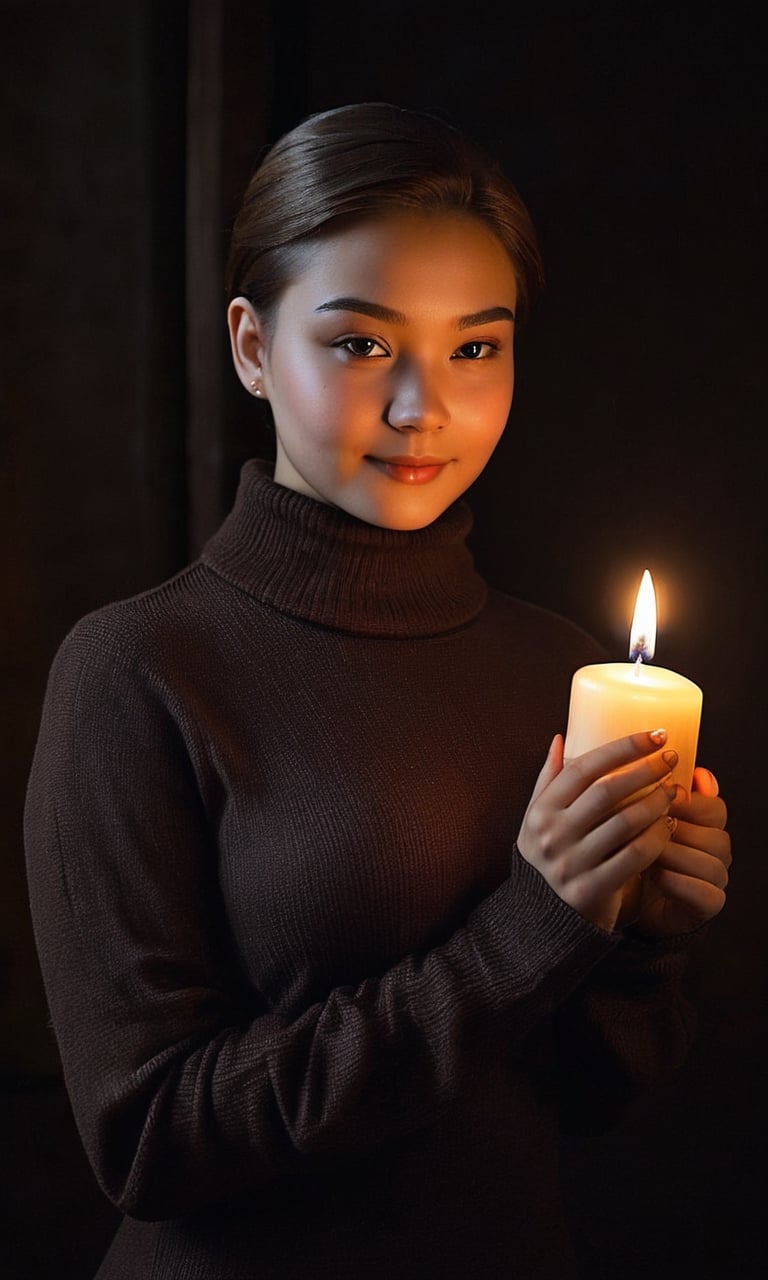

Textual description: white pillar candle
[563,571,702,793]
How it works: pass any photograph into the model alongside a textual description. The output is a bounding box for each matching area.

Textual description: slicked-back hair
[226,102,544,335]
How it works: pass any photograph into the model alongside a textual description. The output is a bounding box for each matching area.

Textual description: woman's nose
[385,361,449,432]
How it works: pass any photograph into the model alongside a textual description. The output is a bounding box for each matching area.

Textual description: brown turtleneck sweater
[25,461,698,1279]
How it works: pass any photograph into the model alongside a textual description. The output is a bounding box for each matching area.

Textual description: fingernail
[649,729,667,745]
[662,749,678,768]
[662,780,678,801]
[665,815,678,838]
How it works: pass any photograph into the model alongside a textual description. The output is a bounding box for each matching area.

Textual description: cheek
[491,364,515,426]
[465,376,514,444]
[312,373,382,444]
[268,351,333,429]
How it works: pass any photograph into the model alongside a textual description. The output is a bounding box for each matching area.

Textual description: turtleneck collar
[200,460,488,638]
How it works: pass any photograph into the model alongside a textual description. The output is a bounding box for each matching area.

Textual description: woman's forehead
[281,212,519,313]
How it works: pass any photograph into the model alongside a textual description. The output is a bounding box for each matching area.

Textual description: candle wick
[633,656,644,677]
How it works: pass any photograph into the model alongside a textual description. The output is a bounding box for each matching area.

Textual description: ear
[227,297,269,398]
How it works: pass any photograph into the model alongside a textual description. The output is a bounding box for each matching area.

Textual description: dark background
[1,1,764,1276]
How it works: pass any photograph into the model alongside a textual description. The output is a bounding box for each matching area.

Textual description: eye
[333,336,389,359]
[452,340,500,360]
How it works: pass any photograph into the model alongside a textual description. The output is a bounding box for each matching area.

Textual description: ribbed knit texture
[25,462,699,1279]
[202,459,488,636]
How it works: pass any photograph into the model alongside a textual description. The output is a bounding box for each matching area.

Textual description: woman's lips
[368,455,451,484]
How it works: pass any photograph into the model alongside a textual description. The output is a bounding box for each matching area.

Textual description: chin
[348,495,451,531]
[370,513,448,532]
[329,469,467,529]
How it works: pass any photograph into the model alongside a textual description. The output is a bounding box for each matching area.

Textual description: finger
[553,792,675,889]
[565,812,673,912]
[526,734,564,806]
[666,822,732,869]
[656,839,731,889]
[671,791,728,831]
[558,730,673,807]
[578,783,676,868]
[692,766,719,797]
[566,749,678,831]
[644,865,728,921]
[520,753,675,879]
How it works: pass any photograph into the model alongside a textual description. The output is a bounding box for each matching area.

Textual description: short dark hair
[226,102,544,332]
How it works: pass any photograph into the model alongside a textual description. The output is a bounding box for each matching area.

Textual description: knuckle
[565,755,590,788]
[550,855,572,890]
[526,806,547,840]
[622,835,644,865]
[611,804,643,843]
[591,775,614,811]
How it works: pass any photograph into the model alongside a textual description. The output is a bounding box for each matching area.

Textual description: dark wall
[2,2,189,1274]
[2,1,189,1078]
[2,1,764,1277]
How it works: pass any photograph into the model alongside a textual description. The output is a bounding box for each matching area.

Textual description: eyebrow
[314,297,515,328]
[457,306,516,329]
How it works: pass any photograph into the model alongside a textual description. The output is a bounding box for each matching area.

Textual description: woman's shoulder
[50,559,225,683]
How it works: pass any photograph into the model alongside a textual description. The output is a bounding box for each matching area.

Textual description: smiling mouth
[368,455,452,484]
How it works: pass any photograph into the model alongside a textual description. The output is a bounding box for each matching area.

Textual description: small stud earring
[249,378,262,397]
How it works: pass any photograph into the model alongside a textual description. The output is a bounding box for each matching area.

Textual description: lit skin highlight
[228,212,518,531]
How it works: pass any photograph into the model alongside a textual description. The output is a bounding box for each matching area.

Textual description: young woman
[25,102,730,1279]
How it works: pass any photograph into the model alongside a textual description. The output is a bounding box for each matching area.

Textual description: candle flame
[629,569,657,662]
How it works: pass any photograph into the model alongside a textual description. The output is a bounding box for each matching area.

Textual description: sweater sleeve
[25,618,621,1221]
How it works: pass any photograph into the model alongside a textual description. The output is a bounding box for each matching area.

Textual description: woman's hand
[630,766,731,938]
[517,730,680,933]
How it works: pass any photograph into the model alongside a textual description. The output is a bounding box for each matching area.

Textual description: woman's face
[230,211,518,530]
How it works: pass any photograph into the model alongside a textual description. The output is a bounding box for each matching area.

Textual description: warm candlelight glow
[563,569,702,792]
[629,568,657,663]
